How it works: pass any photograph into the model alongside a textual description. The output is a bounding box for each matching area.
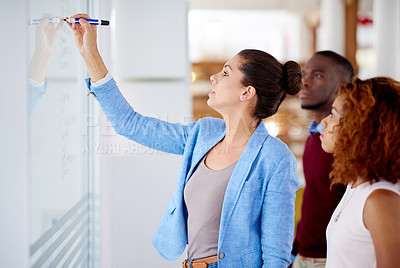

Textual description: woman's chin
[320,142,333,154]
[207,99,215,109]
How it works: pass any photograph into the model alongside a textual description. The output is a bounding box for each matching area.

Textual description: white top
[326,180,400,268]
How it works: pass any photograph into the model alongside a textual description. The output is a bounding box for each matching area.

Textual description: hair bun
[281,61,302,95]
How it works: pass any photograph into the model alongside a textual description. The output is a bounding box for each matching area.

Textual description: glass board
[28,0,92,266]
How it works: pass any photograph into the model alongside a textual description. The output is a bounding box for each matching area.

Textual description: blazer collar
[185,127,226,182]
[187,121,269,181]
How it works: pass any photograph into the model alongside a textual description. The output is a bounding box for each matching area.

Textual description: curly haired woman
[320,77,400,268]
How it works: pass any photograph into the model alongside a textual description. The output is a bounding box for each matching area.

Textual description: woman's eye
[330,113,335,118]
[315,74,322,79]
[223,71,228,76]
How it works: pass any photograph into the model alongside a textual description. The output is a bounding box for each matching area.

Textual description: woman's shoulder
[253,135,297,174]
[361,179,400,194]
[357,180,400,209]
[194,117,225,131]
[367,187,400,202]
[196,116,224,124]
[262,135,294,158]
[363,181,400,230]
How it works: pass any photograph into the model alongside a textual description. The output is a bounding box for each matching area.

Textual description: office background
[1,0,399,267]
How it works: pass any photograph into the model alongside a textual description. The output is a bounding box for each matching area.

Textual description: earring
[240,96,244,100]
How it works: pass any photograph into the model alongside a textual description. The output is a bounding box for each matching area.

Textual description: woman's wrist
[83,51,108,83]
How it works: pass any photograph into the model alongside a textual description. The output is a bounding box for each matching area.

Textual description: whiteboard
[28,0,92,262]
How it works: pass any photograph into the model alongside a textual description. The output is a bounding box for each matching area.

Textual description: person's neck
[222,114,259,148]
[351,177,368,188]
[313,109,331,124]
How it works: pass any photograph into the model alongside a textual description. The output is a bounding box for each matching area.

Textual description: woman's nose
[210,74,216,83]
[321,117,328,128]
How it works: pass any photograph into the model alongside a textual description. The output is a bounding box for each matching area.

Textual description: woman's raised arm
[67,13,108,82]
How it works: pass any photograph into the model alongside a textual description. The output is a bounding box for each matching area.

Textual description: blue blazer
[88,78,300,268]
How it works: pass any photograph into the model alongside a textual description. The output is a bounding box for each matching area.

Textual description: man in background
[291,51,354,268]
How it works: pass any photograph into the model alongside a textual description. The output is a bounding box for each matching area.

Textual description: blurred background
[1,0,399,267]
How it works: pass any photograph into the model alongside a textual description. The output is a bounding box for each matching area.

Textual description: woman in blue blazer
[69,14,302,267]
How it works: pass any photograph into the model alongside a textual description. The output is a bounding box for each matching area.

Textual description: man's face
[299,54,341,111]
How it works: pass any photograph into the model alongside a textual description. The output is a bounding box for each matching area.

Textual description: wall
[0,0,29,267]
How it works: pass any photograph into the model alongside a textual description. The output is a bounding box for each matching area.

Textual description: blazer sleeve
[87,78,196,155]
[261,155,300,268]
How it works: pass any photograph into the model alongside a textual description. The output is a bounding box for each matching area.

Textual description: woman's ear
[240,86,257,101]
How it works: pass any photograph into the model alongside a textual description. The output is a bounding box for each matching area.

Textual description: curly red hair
[330,77,400,186]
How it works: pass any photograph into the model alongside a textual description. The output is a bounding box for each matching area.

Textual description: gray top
[184,156,237,259]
